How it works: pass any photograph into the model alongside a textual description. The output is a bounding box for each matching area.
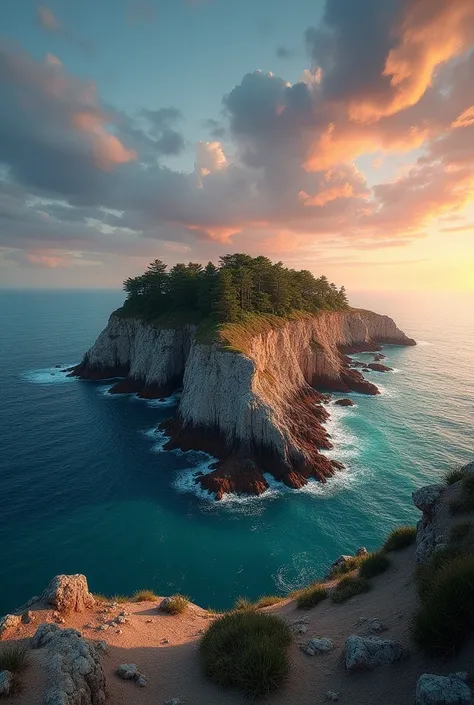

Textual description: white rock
[136,675,147,687]
[356,617,387,634]
[34,624,105,704]
[303,637,334,656]
[325,692,339,702]
[42,574,95,613]
[416,673,472,704]
[0,671,13,696]
[116,663,138,680]
[412,485,444,513]
[0,614,21,639]
[345,635,408,671]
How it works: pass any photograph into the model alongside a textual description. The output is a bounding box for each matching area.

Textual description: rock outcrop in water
[71,309,415,499]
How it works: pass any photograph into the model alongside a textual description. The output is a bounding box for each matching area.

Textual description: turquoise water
[0,290,472,613]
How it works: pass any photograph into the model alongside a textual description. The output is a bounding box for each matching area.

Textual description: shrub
[132,589,158,602]
[331,576,371,604]
[449,475,474,515]
[383,526,417,552]
[0,643,30,673]
[445,467,467,485]
[412,555,474,653]
[330,555,364,576]
[359,551,390,579]
[160,594,188,615]
[255,596,284,609]
[415,546,461,603]
[110,594,129,604]
[234,597,255,611]
[199,611,292,699]
[450,522,473,544]
[296,584,328,610]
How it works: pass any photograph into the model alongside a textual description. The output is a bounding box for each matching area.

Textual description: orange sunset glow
[1,0,474,291]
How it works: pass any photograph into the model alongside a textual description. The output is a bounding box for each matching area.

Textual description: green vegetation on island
[121,253,349,327]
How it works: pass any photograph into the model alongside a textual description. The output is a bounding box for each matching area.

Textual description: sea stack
[71,308,415,499]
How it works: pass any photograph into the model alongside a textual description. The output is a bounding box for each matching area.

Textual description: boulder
[416,673,471,705]
[0,614,21,639]
[334,398,355,407]
[303,637,334,656]
[33,624,105,705]
[0,671,13,696]
[412,485,444,514]
[32,622,63,648]
[42,574,95,613]
[164,700,182,705]
[326,547,367,578]
[367,363,392,372]
[21,611,33,624]
[325,693,339,702]
[345,635,408,672]
[117,664,138,681]
[356,617,387,635]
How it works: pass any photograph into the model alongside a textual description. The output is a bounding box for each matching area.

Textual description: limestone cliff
[72,308,415,498]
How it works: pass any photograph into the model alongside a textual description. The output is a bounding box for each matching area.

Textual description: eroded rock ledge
[71,308,415,498]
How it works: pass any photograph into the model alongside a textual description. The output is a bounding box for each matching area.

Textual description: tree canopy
[122,254,349,323]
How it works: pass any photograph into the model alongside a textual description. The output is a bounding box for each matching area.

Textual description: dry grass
[160,594,189,615]
[296,584,328,610]
[0,643,30,673]
[132,589,158,602]
[383,526,417,551]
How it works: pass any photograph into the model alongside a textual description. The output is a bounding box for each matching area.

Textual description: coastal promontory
[71,254,415,499]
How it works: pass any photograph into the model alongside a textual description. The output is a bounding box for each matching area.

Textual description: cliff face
[72,308,415,498]
[71,315,195,397]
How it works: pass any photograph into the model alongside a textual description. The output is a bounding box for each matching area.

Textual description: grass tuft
[254,596,284,609]
[132,589,158,602]
[0,643,30,673]
[330,555,364,576]
[110,594,129,604]
[296,584,328,610]
[358,551,390,579]
[160,594,189,615]
[383,526,417,552]
[412,554,474,654]
[199,610,292,699]
[234,597,255,612]
[331,576,371,604]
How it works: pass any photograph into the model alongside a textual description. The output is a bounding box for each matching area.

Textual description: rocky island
[71,254,415,499]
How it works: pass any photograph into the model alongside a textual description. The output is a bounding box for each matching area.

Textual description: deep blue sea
[0,290,472,613]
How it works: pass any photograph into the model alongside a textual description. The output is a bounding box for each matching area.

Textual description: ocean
[0,289,472,613]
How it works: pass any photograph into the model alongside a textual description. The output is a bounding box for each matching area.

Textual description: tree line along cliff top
[119,253,348,327]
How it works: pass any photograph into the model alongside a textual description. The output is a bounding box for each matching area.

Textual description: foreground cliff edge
[70,308,415,499]
[2,465,474,705]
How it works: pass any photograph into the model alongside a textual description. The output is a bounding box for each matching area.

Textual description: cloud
[37,6,61,31]
[36,5,95,56]
[276,46,293,59]
[3,0,474,274]
[140,107,186,155]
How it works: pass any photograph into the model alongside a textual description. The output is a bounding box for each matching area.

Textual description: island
[70,254,415,499]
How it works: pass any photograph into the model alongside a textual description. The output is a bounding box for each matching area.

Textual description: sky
[1,0,474,292]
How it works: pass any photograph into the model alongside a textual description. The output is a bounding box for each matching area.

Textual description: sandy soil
[3,492,474,705]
